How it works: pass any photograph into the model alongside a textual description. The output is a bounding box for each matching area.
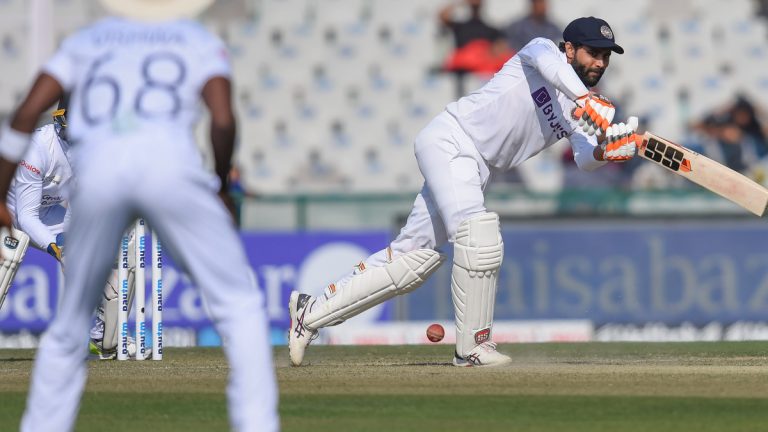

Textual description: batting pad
[0,228,30,310]
[101,232,136,350]
[100,268,135,350]
[304,249,445,329]
[451,212,503,357]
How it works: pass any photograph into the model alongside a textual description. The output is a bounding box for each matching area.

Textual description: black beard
[572,61,604,87]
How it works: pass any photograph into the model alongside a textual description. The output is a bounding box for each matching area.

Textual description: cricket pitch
[1,342,767,431]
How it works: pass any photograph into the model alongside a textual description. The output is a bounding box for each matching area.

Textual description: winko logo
[531,87,569,140]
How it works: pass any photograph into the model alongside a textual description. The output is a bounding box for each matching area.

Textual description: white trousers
[20,139,278,432]
[344,111,492,276]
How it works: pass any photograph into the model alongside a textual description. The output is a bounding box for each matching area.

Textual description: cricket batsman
[0,0,278,430]
[289,17,639,367]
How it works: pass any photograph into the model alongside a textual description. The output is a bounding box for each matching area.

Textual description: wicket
[117,218,163,361]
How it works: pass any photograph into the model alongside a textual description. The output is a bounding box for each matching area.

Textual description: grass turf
[2,342,768,431]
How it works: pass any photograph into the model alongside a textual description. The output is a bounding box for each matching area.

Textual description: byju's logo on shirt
[531,87,569,140]
[532,87,552,107]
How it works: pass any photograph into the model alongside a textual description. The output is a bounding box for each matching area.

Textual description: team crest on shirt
[600,25,614,39]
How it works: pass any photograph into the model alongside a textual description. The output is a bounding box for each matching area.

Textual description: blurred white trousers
[20,137,278,432]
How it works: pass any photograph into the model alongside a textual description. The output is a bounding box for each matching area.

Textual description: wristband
[0,122,31,162]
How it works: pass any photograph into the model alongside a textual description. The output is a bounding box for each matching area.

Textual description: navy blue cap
[563,17,624,54]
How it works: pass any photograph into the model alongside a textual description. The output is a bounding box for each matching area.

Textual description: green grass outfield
[2,342,768,431]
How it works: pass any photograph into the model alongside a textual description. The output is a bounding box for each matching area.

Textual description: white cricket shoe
[452,342,512,367]
[89,338,116,360]
[131,338,153,360]
[288,291,318,366]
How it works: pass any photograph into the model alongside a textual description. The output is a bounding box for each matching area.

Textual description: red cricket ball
[426,323,445,343]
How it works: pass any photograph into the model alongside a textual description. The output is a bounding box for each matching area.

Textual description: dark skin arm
[438,3,457,27]
[0,73,64,229]
[201,76,237,222]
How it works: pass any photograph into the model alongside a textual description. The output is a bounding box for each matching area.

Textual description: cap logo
[600,25,614,40]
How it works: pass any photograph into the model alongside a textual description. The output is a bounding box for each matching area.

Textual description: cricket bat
[635,130,768,216]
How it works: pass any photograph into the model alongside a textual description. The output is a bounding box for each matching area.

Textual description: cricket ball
[426,323,445,343]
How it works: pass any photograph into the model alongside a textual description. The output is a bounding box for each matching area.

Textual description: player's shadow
[389,361,454,367]
[0,356,35,362]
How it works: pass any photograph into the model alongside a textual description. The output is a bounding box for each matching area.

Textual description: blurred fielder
[0,0,278,430]
[289,17,639,367]
[0,106,143,360]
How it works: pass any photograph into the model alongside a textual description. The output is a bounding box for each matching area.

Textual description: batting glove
[602,117,640,162]
[573,93,616,137]
[46,233,65,262]
[47,243,62,262]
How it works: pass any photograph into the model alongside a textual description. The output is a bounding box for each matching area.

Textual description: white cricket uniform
[21,18,278,432]
[358,37,608,268]
[7,124,72,250]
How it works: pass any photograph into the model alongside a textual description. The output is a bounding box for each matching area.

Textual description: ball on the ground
[426,323,445,343]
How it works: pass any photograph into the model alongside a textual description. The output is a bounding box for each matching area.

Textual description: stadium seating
[1,0,766,195]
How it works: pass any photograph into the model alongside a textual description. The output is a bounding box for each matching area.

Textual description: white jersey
[446,37,605,172]
[22,16,278,432]
[42,17,230,156]
[7,124,72,248]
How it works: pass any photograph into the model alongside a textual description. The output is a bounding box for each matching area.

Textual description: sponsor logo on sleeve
[19,160,41,176]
